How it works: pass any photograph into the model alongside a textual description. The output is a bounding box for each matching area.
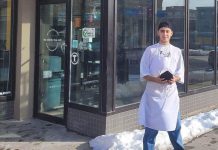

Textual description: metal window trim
[215,0,217,84]
[39,0,66,5]
[113,0,117,112]
[185,0,189,92]
[99,0,115,113]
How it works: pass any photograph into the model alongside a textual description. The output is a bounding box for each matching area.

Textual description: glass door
[36,2,66,119]
[0,0,12,97]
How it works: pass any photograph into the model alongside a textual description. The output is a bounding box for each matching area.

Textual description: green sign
[82,28,95,38]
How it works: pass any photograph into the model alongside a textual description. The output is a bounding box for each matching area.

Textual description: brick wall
[67,89,218,137]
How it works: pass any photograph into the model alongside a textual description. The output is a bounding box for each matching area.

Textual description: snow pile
[89,109,218,150]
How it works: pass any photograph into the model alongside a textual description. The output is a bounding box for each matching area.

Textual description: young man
[138,21,185,150]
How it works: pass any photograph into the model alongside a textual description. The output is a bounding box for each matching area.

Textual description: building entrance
[35,0,102,124]
[35,1,66,122]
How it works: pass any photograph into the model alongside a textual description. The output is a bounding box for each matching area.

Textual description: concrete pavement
[0,119,91,150]
[184,128,218,150]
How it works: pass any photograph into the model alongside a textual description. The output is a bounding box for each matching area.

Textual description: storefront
[1,0,218,137]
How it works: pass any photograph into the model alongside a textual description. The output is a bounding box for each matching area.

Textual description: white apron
[138,43,184,131]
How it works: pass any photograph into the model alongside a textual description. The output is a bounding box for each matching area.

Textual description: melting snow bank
[89,108,218,150]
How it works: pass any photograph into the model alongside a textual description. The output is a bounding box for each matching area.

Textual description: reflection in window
[115,0,152,107]
[188,0,215,89]
[156,0,185,92]
[70,0,101,108]
[0,0,11,96]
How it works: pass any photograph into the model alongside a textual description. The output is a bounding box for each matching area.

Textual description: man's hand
[167,75,180,84]
[144,75,180,84]
[143,75,168,84]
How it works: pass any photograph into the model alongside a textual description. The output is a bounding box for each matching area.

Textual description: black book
[160,71,173,80]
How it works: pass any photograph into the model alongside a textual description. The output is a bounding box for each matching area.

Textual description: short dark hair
[158,21,173,30]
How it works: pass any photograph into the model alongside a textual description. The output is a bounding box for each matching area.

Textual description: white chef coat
[138,43,184,131]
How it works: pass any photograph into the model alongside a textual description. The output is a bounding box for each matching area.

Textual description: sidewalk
[0,119,217,150]
[184,128,218,150]
[0,119,91,150]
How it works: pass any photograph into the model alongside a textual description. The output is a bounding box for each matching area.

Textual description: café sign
[44,29,62,52]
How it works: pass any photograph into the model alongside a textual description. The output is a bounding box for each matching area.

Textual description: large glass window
[156,0,185,49]
[115,0,153,107]
[70,0,101,108]
[156,0,185,92]
[0,0,12,97]
[188,0,215,89]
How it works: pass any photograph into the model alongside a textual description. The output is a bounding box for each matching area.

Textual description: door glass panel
[70,0,101,108]
[0,0,12,96]
[38,3,66,118]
